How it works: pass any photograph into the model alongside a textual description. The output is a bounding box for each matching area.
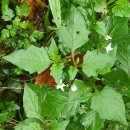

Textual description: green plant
[0,1,44,49]
[1,0,130,129]
[0,101,20,127]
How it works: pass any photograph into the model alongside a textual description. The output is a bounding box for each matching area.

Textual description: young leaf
[82,50,115,77]
[29,30,44,42]
[0,29,10,40]
[57,6,90,52]
[49,0,61,27]
[16,3,31,17]
[3,45,51,74]
[48,38,59,61]
[0,112,8,124]
[50,120,69,130]
[2,5,14,21]
[2,0,9,15]
[68,66,78,80]
[94,21,106,36]
[112,0,130,17]
[93,0,107,13]
[91,87,127,125]
[50,63,64,83]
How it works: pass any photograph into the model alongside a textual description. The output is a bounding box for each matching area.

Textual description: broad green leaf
[91,87,127,125]
[117,44,130,76]
[3,45,51,74]
[103,69,129,87]
[50,63,64,83]
[106,16,129,45]
[93,0,107,13]
[69,80,92,102]
[112,0,130,17]
[14,118,44,130]
[42,81,91,119]
[74,0,89,6]
[2,5,14,21]
[67,121,84,130]
[23,84,42,120]
[91,113,104,130]
[82,50,115,77]
[57,6,90,52]
[68,66,78,80]
[48,38,59,61]
[82,110,95,127]
[16,3,31,17]
[2,0,9,15]
[94,21,106,36]
[42,91,78,119]
[50,120,69,130]
[49,0,61,27]
[23,123,43,130]
[82,111,104,130]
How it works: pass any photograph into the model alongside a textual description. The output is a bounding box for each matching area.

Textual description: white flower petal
[106,43,113,53]
[56,79,66,91]
[61,87,64,91]
[60,79,62,84]
[105,35,112,40]
[71,85,77,91]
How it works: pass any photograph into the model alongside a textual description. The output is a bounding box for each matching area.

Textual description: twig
[0,86,24,90]
[8,118,20,123]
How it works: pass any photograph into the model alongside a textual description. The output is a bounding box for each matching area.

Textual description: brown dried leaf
[19,0,46,20]
[35,68,56,87]
[67,52,86,66]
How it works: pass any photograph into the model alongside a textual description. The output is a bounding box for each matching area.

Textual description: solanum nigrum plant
[1,0,130,129]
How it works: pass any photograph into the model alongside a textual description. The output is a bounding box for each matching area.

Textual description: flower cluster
[56,79,77,92]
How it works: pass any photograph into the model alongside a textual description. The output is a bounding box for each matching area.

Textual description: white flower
[56,79,66,91]
[105,35,112,40]
[71,84,77,91]
[106,43,113,53]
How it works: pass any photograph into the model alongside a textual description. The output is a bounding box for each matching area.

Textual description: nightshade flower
[106,43,113,53]
[105,35,112,40]
[71,84,77,91]
[56,79,65,91]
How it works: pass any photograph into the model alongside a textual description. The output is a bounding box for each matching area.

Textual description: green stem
[71,49,75,66]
